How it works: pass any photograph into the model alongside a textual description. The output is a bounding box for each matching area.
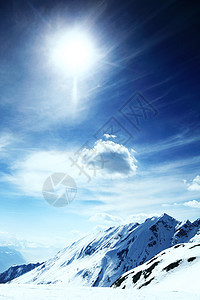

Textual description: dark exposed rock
[139,277,155,289]
[143,261,160,279]
[163,259,182,272]
[189,243,200,249]
[187,257,196,262]
[132,270,142,284]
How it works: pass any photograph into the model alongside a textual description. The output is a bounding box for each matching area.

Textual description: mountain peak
[144,213,176,225]
[159,213,175,221]
[192,218,200,226]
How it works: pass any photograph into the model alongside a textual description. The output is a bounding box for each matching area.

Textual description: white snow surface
[11,214,200,287]
[0,284,199,300]
[112,242,200,292]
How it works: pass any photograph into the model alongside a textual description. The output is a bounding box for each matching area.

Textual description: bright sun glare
[51,30,95,76]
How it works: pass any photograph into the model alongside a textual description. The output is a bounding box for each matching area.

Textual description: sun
[51,30,95,76]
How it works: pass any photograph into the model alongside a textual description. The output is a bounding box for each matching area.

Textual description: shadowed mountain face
[11,214,200,287]
[0,247,26,273]
[0,262,42,283]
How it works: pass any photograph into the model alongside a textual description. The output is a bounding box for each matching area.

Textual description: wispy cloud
[183,200,200,209]
[2,150,73,197]
[141,156,200,176]
[128,213,160,223]
[90,212,160,226]
[90,212,123,223]
[1,137,137,197]
[162,199,200,209]
[137,132,200,156]
[0,131,18,152]
[0,137,199,222]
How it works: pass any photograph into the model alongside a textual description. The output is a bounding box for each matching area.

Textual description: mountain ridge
[0,262,42,283]
[112,241,200,291]
[10,213,200,287]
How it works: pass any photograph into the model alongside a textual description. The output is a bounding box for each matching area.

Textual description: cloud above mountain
[79,139,137,178]
[185,175,200,192]
[2,150,72,196]
[183,200,200,208]
[90,212,123,223]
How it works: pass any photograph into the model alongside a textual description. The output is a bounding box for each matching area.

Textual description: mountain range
[0,262,41,284]
[9,213,200,287]
[0,247,26,273]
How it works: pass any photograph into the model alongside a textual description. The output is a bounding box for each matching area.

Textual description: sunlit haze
[50,29,96,76]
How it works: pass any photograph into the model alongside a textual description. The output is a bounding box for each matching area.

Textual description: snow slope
[112,242,200,292]
[0,284,199,300]
[11,214,200,287]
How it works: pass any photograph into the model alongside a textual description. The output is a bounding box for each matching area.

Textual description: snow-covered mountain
[0,262,42,283]
[0,247,26,273]
[11,214,200,287]
[112,242,200,291]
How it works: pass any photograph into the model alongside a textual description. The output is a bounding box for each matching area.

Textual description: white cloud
[126,213,159,224]
[2,147,196,219]
[103,133,117,139]
[0,140,136,203]
[186,175,200,192]
[183,200,200,209]
[2,139,199,220]
[89,212,160,225]
[79,139,137,178]
[162,202,180,207]
[162,200,200,209]
[90,212,123,223]
[2,150,76,197]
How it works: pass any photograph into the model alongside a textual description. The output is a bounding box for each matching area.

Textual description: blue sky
[0,0,199,261]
